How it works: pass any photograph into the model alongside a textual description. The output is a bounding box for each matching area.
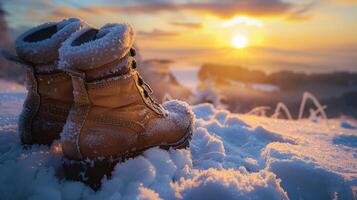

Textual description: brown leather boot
[14,18,87,145]
[58,24,194,188]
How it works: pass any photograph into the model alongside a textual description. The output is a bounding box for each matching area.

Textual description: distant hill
[198,63,357,118]
[199,63,357,91]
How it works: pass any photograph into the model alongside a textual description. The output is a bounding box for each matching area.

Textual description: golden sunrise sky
[3,0,357,73]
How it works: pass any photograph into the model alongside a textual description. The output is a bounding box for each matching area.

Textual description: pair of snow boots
[12,18,193,188]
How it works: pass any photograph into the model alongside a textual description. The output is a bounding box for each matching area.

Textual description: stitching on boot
[37,71,71,80]
[76,105,90,160]
[86,70,134,89]
[88,116,145,133]
[72,76,91,105]
[68,71,91,159]
[61,105,89,160]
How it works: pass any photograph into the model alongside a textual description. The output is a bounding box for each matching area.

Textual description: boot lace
[130,48,168,117]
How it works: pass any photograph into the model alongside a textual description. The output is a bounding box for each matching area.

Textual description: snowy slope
[0,81,356,200]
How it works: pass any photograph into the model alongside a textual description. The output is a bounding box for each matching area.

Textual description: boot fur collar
[58,23,135,71]
[15,18,87,65]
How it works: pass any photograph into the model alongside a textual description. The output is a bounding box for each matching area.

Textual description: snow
[251,83,280,92]
[58,23,135,71]
[0,80,356,200]
[168,65,281,94]
[15,18,87,64]
[228,80,280,92]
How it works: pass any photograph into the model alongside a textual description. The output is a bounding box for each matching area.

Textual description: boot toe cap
[144,100,194,145]
[163,100,195,136]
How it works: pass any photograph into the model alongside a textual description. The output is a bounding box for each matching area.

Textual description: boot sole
[62,123,194,190]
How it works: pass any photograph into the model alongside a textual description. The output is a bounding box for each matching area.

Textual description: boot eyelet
[138,77,144,85]
[130,48,136,57]
[132,60,137,69]
[143,90,149,97]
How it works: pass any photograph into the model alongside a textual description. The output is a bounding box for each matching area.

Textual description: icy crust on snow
[58,23,135,71]
[15,18,87,64]
[0,94,356,199]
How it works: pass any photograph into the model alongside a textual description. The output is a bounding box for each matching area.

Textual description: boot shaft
[15,18,87,144]
[58,24,166,115]
[16,18,87,103]
[36,71,73,103]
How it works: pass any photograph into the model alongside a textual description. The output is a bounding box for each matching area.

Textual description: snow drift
[0,83,356,200]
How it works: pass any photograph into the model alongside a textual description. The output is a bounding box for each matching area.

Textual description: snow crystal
[0,88,356,199]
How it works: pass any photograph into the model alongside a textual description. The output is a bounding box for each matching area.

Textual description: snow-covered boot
[14,18,87,145]
[58,24,194,188]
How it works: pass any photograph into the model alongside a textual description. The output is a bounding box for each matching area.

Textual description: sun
[231,34,249,49]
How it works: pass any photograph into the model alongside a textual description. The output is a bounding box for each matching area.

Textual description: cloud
[222,16,263,28]
[175,0,292,18]
[33,1,55,9]
[170,22,202,29]
[49,0,295,20]
[42,0,323,26]
[331,0,357,5]
[137,29,178,37]
[51,6,79,18]
[26,10,39,18]
[287,1,322,21]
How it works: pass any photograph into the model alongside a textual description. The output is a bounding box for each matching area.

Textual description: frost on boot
[15,18,88,145]
[58,24,194,188]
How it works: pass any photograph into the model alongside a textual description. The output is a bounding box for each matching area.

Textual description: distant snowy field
[0,80,356,200]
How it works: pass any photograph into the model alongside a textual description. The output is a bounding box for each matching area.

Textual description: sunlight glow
[223,16,263,28]
[52,143,62,154]
[231,34,249,49]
